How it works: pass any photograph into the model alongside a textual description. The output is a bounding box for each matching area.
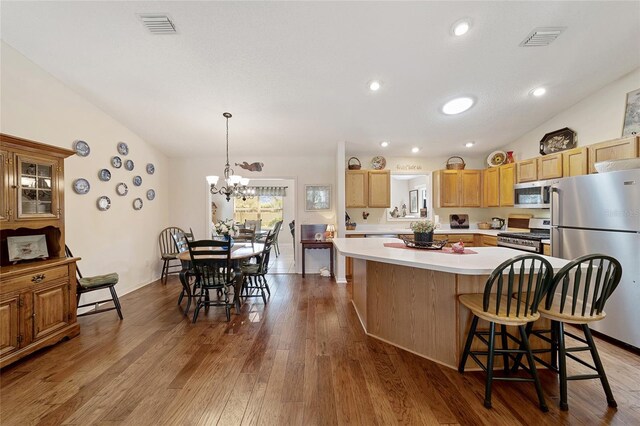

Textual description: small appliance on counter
[449,214,469,229]
[490,217,505,230]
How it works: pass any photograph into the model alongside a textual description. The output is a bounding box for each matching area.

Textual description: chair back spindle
[186,239,233,289]
[159,226,184,255]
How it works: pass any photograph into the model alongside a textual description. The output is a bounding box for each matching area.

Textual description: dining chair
[244,219,262,232]
[458,254,554,412]
[172,231,197,313]
[258,220,283,256]
[66,246,123,320]
[513,254,622,411]
[158,226,184,284]
[187,239,235,322]
[241,230,276,304]
[289,220,295,259]
[234,228,256,246]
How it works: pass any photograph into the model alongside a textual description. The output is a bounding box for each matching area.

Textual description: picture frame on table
[622,88,640,137]
[305,184,331,211]
[409,189,418,213]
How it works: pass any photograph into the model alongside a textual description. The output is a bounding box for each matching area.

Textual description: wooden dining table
[177,242,265,314]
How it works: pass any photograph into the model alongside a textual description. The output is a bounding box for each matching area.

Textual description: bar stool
[458,254,554,411]
[515,254,622,411]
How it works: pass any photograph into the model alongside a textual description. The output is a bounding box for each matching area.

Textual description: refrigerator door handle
[550,185,560,227]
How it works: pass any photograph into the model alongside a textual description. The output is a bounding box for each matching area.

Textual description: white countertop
[332,237,568,275]
[343,228,502,236]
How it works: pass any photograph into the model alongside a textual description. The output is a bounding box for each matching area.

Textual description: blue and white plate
[125,159,134,171]
[111,156,122,168]
[132,175,142,186]
[146,189,155,200]
[146,163,155,174]
[117,142,129,155]
[133,198,143,210]
[97,196,111,211]
[73,178,90,194]
[98,169,111,181]
[116,182,128,196]
[73,140,90,157]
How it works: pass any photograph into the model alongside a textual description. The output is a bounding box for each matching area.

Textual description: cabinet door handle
[31,273,46,283]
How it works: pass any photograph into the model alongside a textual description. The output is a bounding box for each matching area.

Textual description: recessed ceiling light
[442,97,474,115]
[531,87,547,97]
[380,141,389,147]
[465,142,475,148]
[452,19,471,36]
[369,80,382,91]
[411,147,420,153]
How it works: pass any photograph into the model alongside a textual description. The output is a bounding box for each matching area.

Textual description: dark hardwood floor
[1,274,639,425]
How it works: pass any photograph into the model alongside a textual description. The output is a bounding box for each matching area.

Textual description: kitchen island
[332,237,569,369]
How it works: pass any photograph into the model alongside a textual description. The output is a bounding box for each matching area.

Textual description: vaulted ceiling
[1,1,639,158]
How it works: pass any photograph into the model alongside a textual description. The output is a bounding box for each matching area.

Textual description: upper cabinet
[483,167,500,207]
[499,163,515,207]
[562,147,588,177]
[434,169,481,208]
[537,152,563,180]
[588,136,639,174]
[345,169,390,208]
[0,149,9,222]
[516,159,537,183]
[15,153,60,220]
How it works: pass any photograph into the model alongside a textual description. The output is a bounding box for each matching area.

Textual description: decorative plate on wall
[116,182,128,196]
[124,159,134,171]
[146,189,155,200]
[487,150,506,167]
[111,156,122,168]
[371,156,387,170]
[98,169,112,181]
[97,196,111,211]
[146,163,155,174]
[117,142,129,155]
[73,140,90,157]
[133,198,143,210]
[132,175,142,186]
[73,178,90,194]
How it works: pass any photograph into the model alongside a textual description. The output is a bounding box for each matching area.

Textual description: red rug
[383,242,477,254]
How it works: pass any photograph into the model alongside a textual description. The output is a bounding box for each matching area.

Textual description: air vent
[519,27,565,47]
[138,14,177,34]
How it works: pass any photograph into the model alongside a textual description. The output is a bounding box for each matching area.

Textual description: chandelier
[208,112,255,201]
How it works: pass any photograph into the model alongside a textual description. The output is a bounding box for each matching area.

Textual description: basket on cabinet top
[347,157,362,170]
[446,156,466,170]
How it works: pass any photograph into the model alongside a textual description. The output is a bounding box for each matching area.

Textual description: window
[234,195,283,229]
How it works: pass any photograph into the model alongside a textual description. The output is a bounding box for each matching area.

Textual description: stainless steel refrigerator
[551,169,640,348]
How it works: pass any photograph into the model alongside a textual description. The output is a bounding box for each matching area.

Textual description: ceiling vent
[519,27,565,47]
[138,14,177,34]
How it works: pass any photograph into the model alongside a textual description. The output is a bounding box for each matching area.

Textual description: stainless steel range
[497,218,550,253]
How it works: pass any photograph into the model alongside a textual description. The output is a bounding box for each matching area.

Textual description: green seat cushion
[241,264,261,274]
[79,272,119,288]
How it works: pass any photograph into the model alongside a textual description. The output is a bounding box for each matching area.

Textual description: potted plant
[213,219,238,244]
[411,220,435,243]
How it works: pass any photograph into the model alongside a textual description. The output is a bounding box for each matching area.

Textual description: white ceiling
[1,1,639,159]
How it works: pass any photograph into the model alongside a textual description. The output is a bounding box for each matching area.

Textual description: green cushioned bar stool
[66,246,123,319]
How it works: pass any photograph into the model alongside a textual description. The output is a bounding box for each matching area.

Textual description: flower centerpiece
[411,219,435,243]
[213,219,238,242]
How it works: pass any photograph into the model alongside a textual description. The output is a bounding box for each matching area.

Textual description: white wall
[503,68,640,160]
[169,155,336,274]
[0,42,170,305]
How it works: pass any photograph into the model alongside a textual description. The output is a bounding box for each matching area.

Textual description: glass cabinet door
[16,154,59,219]
[0,150,8,221]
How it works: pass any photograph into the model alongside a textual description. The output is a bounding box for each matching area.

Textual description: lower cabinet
[0,295,20,358]
[482,235,498,247]
[33,281,71,341]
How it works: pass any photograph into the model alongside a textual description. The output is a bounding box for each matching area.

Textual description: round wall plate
[487,150,507,167]
[117,142,129,155]
[125,159,134,171]
[73,178,90,194]
[132,175,142,186]
[111,156,122,168]
[98,169,111,181]
[146,189,155,200]
[133,197,143,210]
[73,140,90,157]
[116,182,128,196]
[146,163,155,174]
[97,196,111,211]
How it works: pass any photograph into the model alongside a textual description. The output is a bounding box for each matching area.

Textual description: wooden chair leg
[557,321,569,411]
[484,322,496,409]
[109,286,124,320]
[262,276,271,296]
[161,259,169,284]
[582,324,617,408]
[458,315,478,373]
[501,324,509,373]
[519,324,548,412]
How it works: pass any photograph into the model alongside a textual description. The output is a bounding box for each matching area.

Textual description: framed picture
[7,235,49,262]
[539,127,577,155]
[622,88,640,137]
[305,185,331,211]
[409,190,418,213]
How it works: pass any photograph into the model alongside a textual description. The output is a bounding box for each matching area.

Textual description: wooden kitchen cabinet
[368,170,390,208]
[517,159,537,183]
[537,152,563,180]
[0,133,78,368]
[499,163,515,207]
[562,147,588,177]
[434,169,481,208]
[482,235,498,247]
[588,136,639,174]
[483,167,500,207]
[345,170,368,208]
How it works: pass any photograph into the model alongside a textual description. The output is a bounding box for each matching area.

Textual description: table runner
[383,242,477,254]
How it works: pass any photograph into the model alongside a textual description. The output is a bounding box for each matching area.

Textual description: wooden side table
[300,224,333,278]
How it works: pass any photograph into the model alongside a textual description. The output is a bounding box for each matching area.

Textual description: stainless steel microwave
[513,179,559,208]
